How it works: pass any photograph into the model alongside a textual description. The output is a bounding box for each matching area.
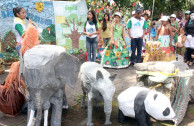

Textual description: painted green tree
[61,13,85,49]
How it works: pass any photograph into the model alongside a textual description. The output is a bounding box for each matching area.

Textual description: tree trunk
[69,29,82,49]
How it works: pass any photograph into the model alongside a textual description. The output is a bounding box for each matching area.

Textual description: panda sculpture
[118,87,175,126]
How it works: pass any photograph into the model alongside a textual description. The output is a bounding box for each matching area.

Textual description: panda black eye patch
[153,94,158,100]
[163,107,170,116]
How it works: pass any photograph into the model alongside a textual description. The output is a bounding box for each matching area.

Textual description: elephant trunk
[104,100,113,125]
[34,91,43,126]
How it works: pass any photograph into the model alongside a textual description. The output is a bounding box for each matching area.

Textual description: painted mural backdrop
[53,0,88,58]
[0,0,55,64]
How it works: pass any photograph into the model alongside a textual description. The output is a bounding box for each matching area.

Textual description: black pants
[186,48,194,62]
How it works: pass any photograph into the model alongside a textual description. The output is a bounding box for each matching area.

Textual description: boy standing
[127,8,148,66]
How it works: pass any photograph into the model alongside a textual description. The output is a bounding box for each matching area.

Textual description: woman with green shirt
[101,13,111,47]
[13,7,27,54]
[101,12,129,68]
[170,14,179,47]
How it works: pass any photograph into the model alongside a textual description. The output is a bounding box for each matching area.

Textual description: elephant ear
[55,52,81,89]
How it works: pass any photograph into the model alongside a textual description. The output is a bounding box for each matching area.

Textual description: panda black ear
[154,94,158,100]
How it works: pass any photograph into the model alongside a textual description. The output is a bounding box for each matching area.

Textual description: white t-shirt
[85,21,97,38]
[127,17,148,38]
[13,21,26,43]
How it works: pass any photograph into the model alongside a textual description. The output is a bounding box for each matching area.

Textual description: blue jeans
[16,44,21,55]
[131,38,143,64]
[86,37,97,62]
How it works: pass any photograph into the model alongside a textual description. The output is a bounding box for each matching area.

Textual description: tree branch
[64,20,70,27]
[64,35,69,38]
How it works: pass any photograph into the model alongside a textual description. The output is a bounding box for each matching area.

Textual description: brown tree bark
[64,18,82,49]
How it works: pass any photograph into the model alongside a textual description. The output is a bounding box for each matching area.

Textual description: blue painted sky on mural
[0,0,55,39]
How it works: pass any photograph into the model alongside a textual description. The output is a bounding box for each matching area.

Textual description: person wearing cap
[155,16,173,61]
[180,10,191,28]
[101,12,129,68]
[184,11,194,66]
[170,14,179,47]
[127,8,148,66]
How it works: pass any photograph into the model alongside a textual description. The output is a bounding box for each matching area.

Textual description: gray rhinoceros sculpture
[80,62,117,126]
[19,45,80,126]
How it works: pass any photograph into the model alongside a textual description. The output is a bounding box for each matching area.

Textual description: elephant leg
[87,96,93,126]
[63,93,68,109]
[50,89,63,126]
[27,100,32,121]
[81,92,86,108]
[81,81,86,108]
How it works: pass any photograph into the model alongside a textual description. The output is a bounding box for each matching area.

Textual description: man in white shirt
[127,8,148,66]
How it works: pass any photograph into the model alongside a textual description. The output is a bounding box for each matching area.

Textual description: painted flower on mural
[117,57,119,60]
[35,2,44,13]
[115,45,118,49]
[115,52,121,57]
[69,49,73,54]
[105,61,110,65]
[126,57,129,59]
[123,45,126,48]
[105,51,110,57]
[121,57,124,60]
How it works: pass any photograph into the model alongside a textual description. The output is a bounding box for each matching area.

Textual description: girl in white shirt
[84,10,99,62]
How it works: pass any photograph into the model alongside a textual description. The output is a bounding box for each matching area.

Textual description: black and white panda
[117,87,175,126]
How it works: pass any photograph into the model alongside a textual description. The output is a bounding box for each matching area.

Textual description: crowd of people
[85,9,194,68]
[12,6,194,68]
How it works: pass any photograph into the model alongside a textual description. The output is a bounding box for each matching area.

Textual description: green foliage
[142,0,193,20]
[113,0,136,10]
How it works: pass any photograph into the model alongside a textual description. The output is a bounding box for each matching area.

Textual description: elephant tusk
[27,110,35,126]
[44,110,48,126]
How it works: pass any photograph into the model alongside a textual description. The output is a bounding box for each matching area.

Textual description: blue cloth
[131,38,143,64]
[86,37,97,62]
[150,28,156,38]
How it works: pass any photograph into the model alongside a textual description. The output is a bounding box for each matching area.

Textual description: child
[176,28,186,58]
[150,22,156,40]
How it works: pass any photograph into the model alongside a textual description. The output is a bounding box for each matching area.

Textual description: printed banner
[53,0,88,55]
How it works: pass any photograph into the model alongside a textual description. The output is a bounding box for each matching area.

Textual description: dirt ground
[0,67,193,126]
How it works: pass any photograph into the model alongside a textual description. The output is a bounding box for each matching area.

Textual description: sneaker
[129,63,134,67]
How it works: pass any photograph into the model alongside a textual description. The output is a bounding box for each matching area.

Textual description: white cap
[170,14,176,18]
[159,16,168,21]
[114,12,122,18]
[132,11,135,15]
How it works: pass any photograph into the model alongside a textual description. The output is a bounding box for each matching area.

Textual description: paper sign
[55,16,66,24]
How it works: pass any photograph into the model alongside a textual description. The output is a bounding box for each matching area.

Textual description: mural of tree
[62,13,85,49]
